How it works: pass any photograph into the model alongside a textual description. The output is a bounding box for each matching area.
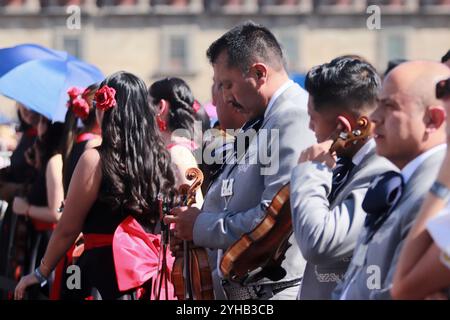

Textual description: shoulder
[67,148,103,188]
[48,153,62,164]
[79,148,101,166]
[169,144,196,161]
[84,138,102,150]
[265,86,309,129]
[276,83,308,111]
[74,148,102,176]
[357,154,397,180]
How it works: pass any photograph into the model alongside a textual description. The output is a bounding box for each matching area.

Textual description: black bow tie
[328,157,355,202]
[242,116,264,132]
[362,170,404,243]
[234,116,264,159]
[208,116,264,188]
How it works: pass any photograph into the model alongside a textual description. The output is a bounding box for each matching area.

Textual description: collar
[402,144,447,184]
[264,80,294,118]
[76,132,100,144]
[352,138,376,166]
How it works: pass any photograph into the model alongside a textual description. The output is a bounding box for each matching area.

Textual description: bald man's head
[371,61,450,169]
[385,61,450,111]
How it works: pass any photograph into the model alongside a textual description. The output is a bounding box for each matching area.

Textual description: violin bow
[155,195,170,300]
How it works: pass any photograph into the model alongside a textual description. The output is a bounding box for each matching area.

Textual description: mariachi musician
[290,56,395,300]
[164,22,315,300]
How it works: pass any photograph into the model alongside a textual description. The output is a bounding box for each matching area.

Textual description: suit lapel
[395,148,446,209]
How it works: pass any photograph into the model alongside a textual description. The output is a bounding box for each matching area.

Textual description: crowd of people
[0,21,450,300]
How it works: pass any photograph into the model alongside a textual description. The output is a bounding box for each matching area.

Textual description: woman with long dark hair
[149,77,203,205]
[11,116,64,298]
[46,84,102,300]
[14,71,177,300]
[12,116,64,224]
[62,84,101,195]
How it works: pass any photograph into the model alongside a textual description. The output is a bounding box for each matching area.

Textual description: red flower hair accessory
[67,87,82,100]
[94,85,117,111]
[72,98,90,120]
[67,86,90,120]
[193,100,201,113]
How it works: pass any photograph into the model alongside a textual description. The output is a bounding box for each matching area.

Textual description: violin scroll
[178,168,204,207]
[330,116,372,155]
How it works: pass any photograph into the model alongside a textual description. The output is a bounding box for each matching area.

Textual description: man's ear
[252,63,268,84]
[336,115,352,132]
[425,105,446,132]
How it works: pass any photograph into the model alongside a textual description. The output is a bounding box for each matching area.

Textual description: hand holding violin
[164,206,201,241]
[298,140,337,169]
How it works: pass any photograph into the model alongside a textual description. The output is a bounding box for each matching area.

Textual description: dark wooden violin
[220,116,373,284]
[171,168,214,300]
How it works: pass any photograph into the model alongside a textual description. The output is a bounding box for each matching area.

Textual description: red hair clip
[67,86,90,120]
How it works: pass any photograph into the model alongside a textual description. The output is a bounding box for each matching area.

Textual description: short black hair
[441,50,450,63]
[206,21,284,73]
[305,56,381,115]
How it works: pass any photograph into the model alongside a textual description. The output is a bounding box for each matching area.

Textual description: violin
[171,168,214,300]
[220,116,373,284]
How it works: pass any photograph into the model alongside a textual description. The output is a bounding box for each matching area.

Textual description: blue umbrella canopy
[0,43,65,77]
[0,43,104,122]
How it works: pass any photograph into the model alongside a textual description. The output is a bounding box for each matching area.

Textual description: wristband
[430,181,450,201]
[34,267,48,287]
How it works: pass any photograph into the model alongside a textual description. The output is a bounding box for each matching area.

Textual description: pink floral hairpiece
[193,100,201,113]
[67,86,90,120]
[94,85,117,112]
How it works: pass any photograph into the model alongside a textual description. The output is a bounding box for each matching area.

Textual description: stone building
[0,0,449,112]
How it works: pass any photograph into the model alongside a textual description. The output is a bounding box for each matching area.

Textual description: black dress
[62,198,129,300]
[63,140,89,195]
[0,131,37,281]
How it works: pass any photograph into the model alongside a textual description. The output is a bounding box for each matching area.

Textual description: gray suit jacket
[193,83,316,299]
[290,144,395,300]
[332,147,446,300]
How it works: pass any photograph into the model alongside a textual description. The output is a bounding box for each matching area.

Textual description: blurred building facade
[0,0,449,104]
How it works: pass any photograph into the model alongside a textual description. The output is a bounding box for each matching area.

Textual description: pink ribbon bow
[112,216,176,300]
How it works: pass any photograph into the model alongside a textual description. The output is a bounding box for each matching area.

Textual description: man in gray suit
[333,61,450,299]
[164,21,315,299]
[290,57,396,300]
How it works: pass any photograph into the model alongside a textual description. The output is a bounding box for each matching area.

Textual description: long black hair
[98,71,176,222]
[17,109,32,133]
[34,119,64,171]
[148,77,197,137]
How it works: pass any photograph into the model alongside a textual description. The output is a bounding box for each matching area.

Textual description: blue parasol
[0,43,104,122]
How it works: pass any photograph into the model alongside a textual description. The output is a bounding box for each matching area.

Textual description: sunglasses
[436,78,450,100]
